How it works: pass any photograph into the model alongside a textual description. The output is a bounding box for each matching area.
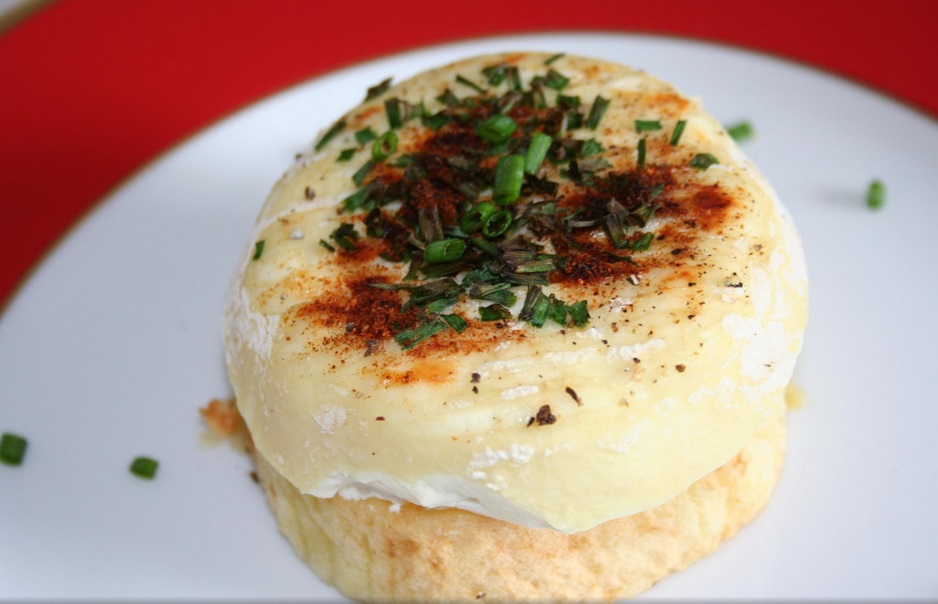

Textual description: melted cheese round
[224,52,808,534]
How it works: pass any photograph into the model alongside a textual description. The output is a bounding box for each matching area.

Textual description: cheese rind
[224,52,807,534]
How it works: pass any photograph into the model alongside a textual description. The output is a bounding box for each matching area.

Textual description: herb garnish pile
[313,56,688,351]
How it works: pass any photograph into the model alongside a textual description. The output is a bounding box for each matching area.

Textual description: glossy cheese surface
[224,52,808,533]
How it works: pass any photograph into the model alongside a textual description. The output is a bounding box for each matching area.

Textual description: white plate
[1,33,936,599]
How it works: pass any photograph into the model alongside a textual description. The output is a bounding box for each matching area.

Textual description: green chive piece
[477,114,517,144]
[635,119,662,133]
[314,119,346,151]
[494,154,524,204]
[440,313,469,333]
[580,138,604,158]
[689,153,719,170]
[544,53,565,65]
[0,432,27,466]
[460,202,495,233]
[524,132,552,174]
[547,295,567,325]
[604,214,628,249]
[318,239,336,252]
[519,285,542,320]
[586,95,610,130]
[352,160,374,186]
[632,232,655,251]
[637,138,647,169]
[670,120,687,146]
[329,223,360,252]
[479,304,512,322]
[385,98,403,129]
[424,238,467,264]
[130,456,159,479]
[726,121,754,142]
[528,292,550,327]
[252,240,265,261]
[355,127,377,145]
[394,319,447,350]
[456,74,485,93]
[867,179,886,210]
[337,148,356,162]
[482,210,513,238]
[364,77,392,102]
[541,69,569,91]
[568,300,590,327]
[372,131,398,162]
[422,111,452,130]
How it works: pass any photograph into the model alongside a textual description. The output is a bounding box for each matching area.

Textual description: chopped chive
[580,138,604,158]
[482,210,513,238]
[528,292,551,327]
[477,113,517,144]
[519,285,542,320]
[541,69,569,91]
[318,239,336,252]
[440,313,469,333]
[355,127,377,145]
[586,95,610,130]
[460,201,495,233]
[456,74,485,93]
[637,138,647,169]
[866,179,885,210]
[0,432,27,466]
[505,66,522,91]
[340,187,367,212]
[557,94,580,109]
[604,214,628,249]
[482,63,507,86]
[129,456,159,479]
[469,235,500,255]
[632,231,654,251]
[568,300,590,327]
[252,240,265,261]
[337,148,356,162]
[372,131,398,162]
[669,119,687,146]
[635,119,662,133]
[314,119,346,151]
[494,154,524,204]
[524,132,552,174]
[352,160,374,186]
[544,53,565,65]
[689,153,719,170]
[547,295,567,325]
[424,238,466,264]
[422,111,452,130]
[385,98,403,129]
[479,304,512,322]
[394,319,447,350]
[726,121,753,142]
[364,77,392,102]
[329,223,360,252]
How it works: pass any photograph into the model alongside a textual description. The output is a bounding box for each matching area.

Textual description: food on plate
[223,51,808,600]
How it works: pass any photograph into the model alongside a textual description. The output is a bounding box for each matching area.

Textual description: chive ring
[424,238,467,264]
[372,131,398,161]
[482,210,513,238]
[460,201,495,233]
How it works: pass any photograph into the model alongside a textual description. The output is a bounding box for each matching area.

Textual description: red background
[1,0,936,309]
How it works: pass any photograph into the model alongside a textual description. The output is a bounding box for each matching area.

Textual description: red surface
[1,0,936,309]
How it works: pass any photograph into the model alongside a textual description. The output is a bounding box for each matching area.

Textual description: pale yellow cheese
[224,52,808,534]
